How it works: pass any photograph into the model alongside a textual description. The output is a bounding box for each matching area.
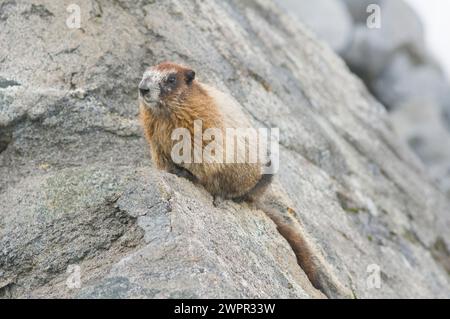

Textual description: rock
[342,0,450,200]
[443,102,450,132]
[373,53,450,110]
[1,0,450,298]
[0,166,319,298]
[390,99,450,197]
[275,0,353,53]
[342,0,426,80]
[342,0,382,23]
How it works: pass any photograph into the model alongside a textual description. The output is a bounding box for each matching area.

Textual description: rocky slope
[278,0,450,197]
[1,0,450,298]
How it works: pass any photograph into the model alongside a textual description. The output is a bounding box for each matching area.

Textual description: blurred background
[277,0,450,197]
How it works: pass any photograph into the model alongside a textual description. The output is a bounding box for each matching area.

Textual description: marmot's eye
[167,75,177,84]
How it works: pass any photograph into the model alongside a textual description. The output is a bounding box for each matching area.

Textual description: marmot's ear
[185,69,195,84]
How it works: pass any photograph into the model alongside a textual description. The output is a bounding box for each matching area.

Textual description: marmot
[139,62,352,299]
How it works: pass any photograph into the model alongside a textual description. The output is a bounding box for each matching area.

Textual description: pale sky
[405,0,450,79]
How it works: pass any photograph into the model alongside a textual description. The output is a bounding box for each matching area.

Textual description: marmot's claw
[172,166,197,182]
[213,195,226,207]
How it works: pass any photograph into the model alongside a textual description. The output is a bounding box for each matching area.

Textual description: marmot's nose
[139,80,150,97]
[139,87,150,97]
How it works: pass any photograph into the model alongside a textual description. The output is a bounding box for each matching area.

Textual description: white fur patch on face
[143,68,176,84]
[140,68,177,106]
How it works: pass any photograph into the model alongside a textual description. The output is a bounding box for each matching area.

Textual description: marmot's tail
[249,179,353,299]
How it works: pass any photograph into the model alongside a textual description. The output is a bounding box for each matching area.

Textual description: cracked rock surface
[1,0,450,298]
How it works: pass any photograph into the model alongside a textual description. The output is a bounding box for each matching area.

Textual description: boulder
[342,0,382,23]
[390,99,450,197]
[373,53,450,110]
[342,0,426,80]
[1,0,450,298]
[275,0,353,54]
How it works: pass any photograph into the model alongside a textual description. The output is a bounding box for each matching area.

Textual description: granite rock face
[1,0,450,298]
[281,0,450,200]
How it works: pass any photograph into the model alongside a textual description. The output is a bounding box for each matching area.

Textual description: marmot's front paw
[171,166,197,183]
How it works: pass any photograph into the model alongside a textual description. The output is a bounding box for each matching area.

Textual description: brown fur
[139,62,261,199]
[139,62,352,298]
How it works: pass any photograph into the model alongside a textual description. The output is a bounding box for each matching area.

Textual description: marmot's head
[139,62,196,113]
